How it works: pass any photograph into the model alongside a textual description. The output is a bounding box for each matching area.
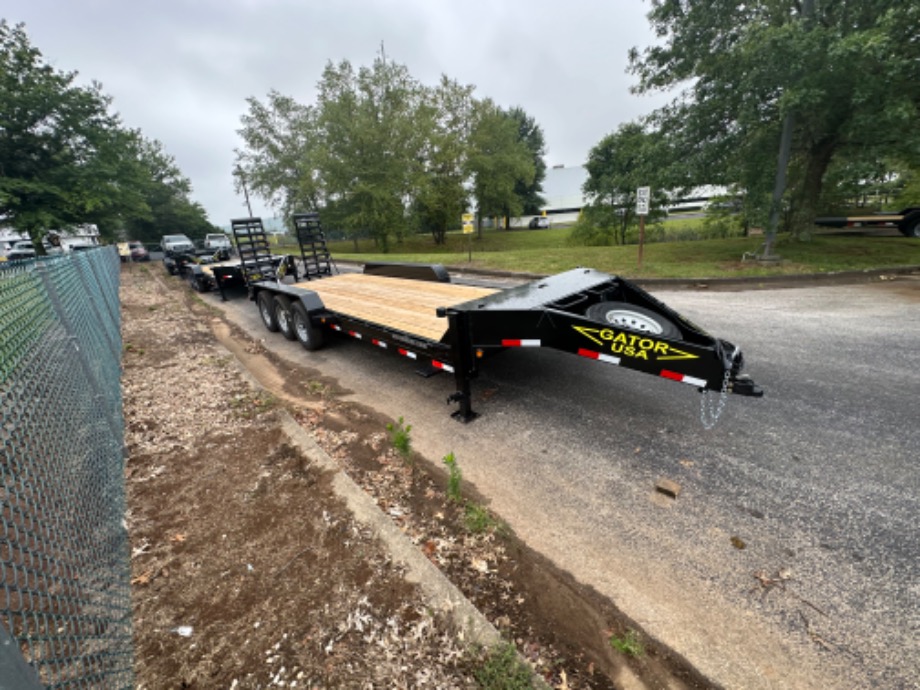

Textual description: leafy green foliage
[629,0,920,232]
[0,21,216,245]
[609,629,644,657]
[386,416,412,458]
[237,60,542,248]
[442,452,463,502]
[581,123,672,245]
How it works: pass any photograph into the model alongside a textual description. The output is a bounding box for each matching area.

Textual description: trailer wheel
[274,295,296,341]
[586,301,681,339]
[257,291,280,332]
[292,302,324,351]
[901,214,920,238]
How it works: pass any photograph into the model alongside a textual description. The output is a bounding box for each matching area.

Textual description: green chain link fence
[1,248,133,688]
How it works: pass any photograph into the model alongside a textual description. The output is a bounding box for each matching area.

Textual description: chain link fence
[1,249,133,688]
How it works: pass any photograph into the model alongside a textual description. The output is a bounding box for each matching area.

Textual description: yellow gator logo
[573,326,698,361]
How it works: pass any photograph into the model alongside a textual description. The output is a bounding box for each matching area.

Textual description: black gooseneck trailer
[231,215,763,422]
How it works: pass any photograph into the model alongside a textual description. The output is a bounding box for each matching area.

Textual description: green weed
[609,629,644,657]
[443,452,462,502]
[464,503,502,535]
[386,416,412,458]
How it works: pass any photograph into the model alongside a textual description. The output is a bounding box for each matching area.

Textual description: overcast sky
[5,1,674,225]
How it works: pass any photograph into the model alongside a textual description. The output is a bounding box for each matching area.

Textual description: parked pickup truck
[814,207,920,238]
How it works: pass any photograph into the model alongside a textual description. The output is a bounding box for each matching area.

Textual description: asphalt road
[206,272,919,689]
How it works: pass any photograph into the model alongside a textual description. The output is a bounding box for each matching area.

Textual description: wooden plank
[293,274,497,342]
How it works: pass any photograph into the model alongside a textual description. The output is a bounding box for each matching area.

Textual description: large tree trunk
[797,137,837,234]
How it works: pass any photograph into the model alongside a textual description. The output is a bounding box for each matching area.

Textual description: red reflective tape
[398,348,418,360]
[502,339,541,347]
[349,331,362,339]
[577,348,600,360]
[660,369,683,381]
[502,339,521,347]
[432,360,455,373]
[330,324,342,331]
[371,339,387,349]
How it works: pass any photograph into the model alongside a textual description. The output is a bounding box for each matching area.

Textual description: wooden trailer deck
[293,273,497,342]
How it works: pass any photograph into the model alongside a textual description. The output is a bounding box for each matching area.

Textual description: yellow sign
[573,326,698,361]
[462,213,474,235]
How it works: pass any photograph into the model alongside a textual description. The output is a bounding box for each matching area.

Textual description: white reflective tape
[681,375,707,387]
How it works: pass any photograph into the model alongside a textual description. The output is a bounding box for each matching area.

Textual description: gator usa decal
[573,326,698,361]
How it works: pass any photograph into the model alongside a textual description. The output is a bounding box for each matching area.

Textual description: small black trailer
[814,207,920,238]
[232,215,762,423]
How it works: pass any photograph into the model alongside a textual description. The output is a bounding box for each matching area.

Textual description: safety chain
[700,346,739,430]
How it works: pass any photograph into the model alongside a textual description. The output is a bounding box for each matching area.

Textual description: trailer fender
[363,262,450,283]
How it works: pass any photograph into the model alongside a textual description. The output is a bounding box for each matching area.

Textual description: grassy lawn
[274,225,920,280]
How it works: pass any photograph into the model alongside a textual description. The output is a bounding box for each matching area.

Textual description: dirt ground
[121,262,711,689]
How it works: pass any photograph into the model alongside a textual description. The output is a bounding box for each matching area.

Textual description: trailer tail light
[577,348,621,366]
[660,370,707,388]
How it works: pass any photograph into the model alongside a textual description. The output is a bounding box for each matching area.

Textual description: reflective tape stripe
[501,339,541,347]
[371,339,387,349]
[660,370,707,387]
[432,360,455,373]
[349,331,362,339]
[577,348,620,365]
[330,324,342,331]
[398,348,418,360]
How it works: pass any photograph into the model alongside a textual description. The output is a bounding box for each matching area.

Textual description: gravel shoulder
[122,263,707,688]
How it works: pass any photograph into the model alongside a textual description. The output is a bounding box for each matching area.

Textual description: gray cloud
[5,0,671,225]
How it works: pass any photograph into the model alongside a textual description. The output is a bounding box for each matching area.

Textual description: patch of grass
[322,226,920,280]
[443,452,462,502]
[609,629,645,657]
[386,416,412,458]
[472,642,534,689]
[306,380,327,395]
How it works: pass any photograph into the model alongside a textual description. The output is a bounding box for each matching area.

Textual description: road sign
[636,186,651,216]
[462,213,474,235]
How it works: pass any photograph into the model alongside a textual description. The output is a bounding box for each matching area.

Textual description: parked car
[160,234,195,255]
[204,233,232,252]
[3,240,36,261]
[528,216,550,229]
[128,240,149,261]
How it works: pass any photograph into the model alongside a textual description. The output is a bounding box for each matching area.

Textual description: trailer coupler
[731,375,763,397]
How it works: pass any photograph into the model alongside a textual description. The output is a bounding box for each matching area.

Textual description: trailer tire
[274,295,296,341]
[292,302,324,351]
[586,301,681,339]
[257,291,280,332]
[901,214,920,238]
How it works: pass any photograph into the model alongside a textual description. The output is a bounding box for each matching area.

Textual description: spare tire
[586,301,681,339]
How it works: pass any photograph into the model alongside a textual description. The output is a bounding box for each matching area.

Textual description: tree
[507,106,547,217]
[0,21,216,247]
[411,77,475,245]
[0,21,121,247]
[579,123,671,245]
[629,1,920,237]
[467,100,534,235]
[313,54,426,252]
[235,90,320,220]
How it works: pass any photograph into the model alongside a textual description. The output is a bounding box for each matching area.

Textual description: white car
[204,233,232,251]
[160,234,195,255]
[3,240,36,261]
[528,216,550,229]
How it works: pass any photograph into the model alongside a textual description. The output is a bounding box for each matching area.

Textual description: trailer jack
[447,392,478,423]
[731,375,763,397]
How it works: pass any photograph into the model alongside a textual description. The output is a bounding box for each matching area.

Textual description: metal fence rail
[0,249,133,688]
